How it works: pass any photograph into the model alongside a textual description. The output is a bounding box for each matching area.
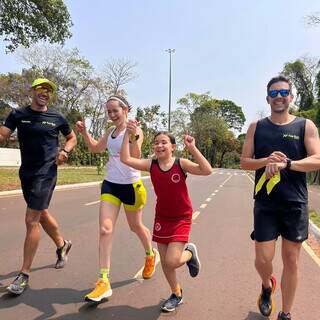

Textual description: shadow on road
[244,311,267,320]
[0,264,55,282]
[0,279,139,320]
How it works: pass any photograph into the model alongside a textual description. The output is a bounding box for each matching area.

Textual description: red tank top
[150,158,193,220]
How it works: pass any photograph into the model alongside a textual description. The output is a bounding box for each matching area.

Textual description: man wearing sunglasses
[0,78,77,295]
[240,75,320,320]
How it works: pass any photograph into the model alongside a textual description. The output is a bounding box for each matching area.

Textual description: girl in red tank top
[121,122,213,313]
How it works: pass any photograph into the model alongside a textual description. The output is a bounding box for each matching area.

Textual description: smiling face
[266,81,293,114]
[105,99,128,127]
[32,84,53,107]
[152,133,176,160]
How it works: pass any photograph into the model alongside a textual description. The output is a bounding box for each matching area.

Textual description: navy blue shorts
[20,174,57,211]
[251,200,309,243]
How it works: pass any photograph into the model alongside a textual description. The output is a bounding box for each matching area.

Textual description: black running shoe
[55,240,72,269]
[277,311,292,320]
[185,243,201,277]
[258,275,276,317]
[161,292,183,312]
[7,273,29,295]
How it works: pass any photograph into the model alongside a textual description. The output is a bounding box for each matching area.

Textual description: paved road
[0,169,319,320]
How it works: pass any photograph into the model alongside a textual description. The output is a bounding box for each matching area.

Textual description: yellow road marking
[302,242,320,267]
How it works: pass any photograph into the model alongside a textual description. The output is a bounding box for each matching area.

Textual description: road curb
[309,219,320,241]
[0,176,150,197]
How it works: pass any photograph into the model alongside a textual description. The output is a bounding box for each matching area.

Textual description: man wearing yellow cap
[240,76,320,320]
[0,78,77,295]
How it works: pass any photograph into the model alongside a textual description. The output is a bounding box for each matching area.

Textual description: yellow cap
[31,78,57,92]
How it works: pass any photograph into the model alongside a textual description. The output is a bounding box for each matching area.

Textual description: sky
[1,0,320,133]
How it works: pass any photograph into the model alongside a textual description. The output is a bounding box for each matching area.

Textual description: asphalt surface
[0,169,319,320]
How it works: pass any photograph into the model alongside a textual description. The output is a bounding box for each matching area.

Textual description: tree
[101,59,137,94]
[305,13,320,26]
[136,105,167,157]
[0,0,72,52]
[0,44,138,167]
[282,58,320,110]
[177,92,245,132]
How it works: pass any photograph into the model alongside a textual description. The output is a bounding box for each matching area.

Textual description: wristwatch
[129,134,140,143]
[285,158,292,170]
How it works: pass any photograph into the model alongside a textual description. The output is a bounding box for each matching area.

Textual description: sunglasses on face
[34,86,53,95]
[268,89,290,98]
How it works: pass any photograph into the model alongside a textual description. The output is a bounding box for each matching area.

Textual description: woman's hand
[75,120,86,134]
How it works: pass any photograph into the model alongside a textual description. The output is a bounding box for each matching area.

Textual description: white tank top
[105,128,141,184]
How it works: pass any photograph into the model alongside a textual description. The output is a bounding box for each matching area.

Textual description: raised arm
[126,119,144,159]
[120,130,151,172]
[180,135,213,176]
[76,120,108,153]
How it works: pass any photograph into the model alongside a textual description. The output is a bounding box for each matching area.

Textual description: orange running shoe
[142,248,158,279]
[85,279,112,302]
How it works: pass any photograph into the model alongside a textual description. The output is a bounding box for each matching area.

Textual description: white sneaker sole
[85,289,113,302]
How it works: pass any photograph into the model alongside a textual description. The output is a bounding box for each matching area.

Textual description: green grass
[0,167,104,191]
[309,209,320,228]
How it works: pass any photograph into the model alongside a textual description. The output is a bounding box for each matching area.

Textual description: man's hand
[265,162,286,179]
[267,151,287,164]
[56,149,68,166]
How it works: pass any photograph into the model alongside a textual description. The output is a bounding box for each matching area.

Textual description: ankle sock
[99,268,110,282]
[146,248,154,257]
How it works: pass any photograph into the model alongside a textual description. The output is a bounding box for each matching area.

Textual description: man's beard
[272,104,288,113]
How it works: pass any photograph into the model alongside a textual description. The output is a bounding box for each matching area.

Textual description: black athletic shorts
[20,174,57,211]
[252,200,309,243]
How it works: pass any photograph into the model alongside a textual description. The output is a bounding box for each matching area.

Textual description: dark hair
[267,75,292,93]
[154,131,176,144]
[107,95,132,112]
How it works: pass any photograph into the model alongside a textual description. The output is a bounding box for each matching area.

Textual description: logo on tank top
[155,222,161,231]
[283,133,299,140]
[171,173,181,183]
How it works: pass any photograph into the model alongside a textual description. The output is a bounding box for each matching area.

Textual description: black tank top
[254,117,307,203]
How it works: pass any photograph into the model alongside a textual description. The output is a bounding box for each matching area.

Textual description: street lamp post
[166,48,175,131]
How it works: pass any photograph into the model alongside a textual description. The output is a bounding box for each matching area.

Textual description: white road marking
[206,198,211,202]
[219,174,233,187]
[200,203,207,209]
[211,193,216,196]
[192,211,201,220]
[84,200,100,206]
